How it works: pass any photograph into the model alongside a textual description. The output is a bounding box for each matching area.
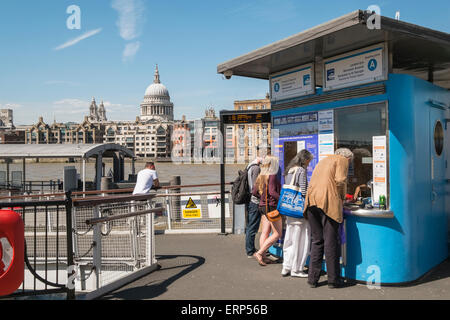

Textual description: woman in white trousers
[281,149,313,278]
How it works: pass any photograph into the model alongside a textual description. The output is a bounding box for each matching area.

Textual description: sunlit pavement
[101,233,450,300]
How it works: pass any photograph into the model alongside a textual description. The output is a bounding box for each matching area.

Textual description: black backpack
[231,164,258,205]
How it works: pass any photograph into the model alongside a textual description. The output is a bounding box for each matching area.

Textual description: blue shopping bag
[277,167,305,218]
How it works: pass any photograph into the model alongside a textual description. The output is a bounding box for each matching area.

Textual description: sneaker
[265,254,281,262]
[308,281,318,288]
[281,268,290,277]
[291,271,308,278]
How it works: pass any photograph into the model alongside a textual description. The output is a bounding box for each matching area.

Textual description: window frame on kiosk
[333,100,390,209]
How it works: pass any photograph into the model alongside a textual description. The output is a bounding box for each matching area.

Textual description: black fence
[0,192,75,300]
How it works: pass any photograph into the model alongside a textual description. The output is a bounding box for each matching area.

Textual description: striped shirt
[284,166,308,196]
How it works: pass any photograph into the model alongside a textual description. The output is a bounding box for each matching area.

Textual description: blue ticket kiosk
[218,10,450,284]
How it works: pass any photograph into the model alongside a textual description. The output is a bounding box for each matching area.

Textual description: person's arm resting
[335,158,349,200]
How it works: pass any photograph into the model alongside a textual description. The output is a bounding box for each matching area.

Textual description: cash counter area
[218,10,450,284]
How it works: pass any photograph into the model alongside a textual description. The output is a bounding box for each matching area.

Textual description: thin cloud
[122,41,141,61]
[53,99,88,114]
[111,0,145,41]
[44,80,80,86]
[54,28,102,50]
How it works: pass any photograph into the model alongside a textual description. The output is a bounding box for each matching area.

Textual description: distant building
[88,98,107,122]
[140,65,174,122]
[0,130,24,144]
[233,94,271,163]
[102,66,174,160]
[104,118,172,159]
[24,116,105,144]
[171,108,223,163]
[0,109,14,129]
[202,108,220,162]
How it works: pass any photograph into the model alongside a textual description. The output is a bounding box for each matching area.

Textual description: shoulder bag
[265,180,281,222]
[277,167,305,218]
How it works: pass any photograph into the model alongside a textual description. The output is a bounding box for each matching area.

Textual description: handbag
[265,181,281,222]
[277,167,305,218]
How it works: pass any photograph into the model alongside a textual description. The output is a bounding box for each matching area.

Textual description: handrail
[72,193,157,207]
[0,192,66,201]
[0,182,233,201]
[85,207,164,225]
[153,190,230,197]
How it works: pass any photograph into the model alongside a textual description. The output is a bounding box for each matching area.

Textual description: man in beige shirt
[304,148,353,288]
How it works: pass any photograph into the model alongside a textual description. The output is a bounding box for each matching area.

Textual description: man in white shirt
[132,162,160,195]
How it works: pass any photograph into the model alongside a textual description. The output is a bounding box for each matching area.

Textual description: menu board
[372,136,387,206]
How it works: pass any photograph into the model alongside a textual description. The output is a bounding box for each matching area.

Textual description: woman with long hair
[281,149,314,277]
[251,155,282,266]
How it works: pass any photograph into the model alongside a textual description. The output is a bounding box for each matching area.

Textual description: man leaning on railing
[132,162,160,195]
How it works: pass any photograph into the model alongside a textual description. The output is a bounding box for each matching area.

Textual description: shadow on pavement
[100,254,205,300]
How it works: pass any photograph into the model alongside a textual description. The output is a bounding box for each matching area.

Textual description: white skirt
[282,216,310,273]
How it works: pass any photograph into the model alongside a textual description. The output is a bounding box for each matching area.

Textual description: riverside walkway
[100,233,450,300]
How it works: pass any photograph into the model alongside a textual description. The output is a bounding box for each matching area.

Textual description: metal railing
[0,192,75,300]
[71,193,161,300]
[0,182,235,299]
[0,180,63,194]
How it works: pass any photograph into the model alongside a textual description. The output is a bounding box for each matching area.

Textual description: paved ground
[101,233,450,300]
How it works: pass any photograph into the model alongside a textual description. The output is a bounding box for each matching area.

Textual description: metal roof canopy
[0,143,135,191]
[0,143,134,159]
[217,10,450,89]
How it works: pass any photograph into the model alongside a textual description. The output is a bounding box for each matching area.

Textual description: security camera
[224,70,233,79]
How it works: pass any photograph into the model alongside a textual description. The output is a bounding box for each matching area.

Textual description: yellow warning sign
[182,196,202,219]
[185,197,197,209]
[182,209,201,219]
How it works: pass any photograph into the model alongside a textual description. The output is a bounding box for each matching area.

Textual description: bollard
[169,176,181,220]
[233,203,246,235]
[101,176,112,191]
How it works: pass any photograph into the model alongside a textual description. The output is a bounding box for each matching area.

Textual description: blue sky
[0,0,449,125]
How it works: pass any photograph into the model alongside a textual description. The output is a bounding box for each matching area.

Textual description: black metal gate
[0,192,75,300]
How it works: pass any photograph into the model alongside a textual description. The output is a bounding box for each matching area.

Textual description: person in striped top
[281,149,314,278]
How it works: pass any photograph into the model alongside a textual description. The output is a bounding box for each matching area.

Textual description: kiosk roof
[0,143,135,159]
[217,10,450,88]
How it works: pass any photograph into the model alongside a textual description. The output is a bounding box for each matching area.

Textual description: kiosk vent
[271,83,386,111]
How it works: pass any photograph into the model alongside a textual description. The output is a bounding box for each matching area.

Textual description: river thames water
[0,160,247,186]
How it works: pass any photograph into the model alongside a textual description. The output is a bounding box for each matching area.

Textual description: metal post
[6,158,10,189]
[95,153,103,190]
[165,189,172,230]
[92,204,102,289]
[169,176,181,220]
[82,158,86,195]
[65,191,76,300]
[22,158,26,193]
[219,115,226,235]
[146,201,153,266]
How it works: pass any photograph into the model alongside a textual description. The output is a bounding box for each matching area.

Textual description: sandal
[253,252,267,266]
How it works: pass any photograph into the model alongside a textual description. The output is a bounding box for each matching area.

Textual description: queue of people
[245,148,353,289]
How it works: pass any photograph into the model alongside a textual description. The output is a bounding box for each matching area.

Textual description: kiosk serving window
[273,101,389,205]
[334,102,388,200]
